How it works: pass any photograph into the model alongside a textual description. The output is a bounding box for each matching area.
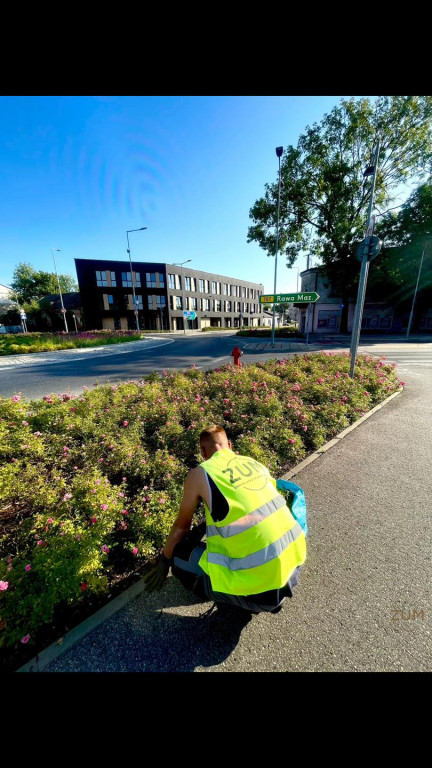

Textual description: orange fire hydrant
[231,346,243,367]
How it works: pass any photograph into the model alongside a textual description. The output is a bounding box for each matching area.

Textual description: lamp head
[276,146,283,158]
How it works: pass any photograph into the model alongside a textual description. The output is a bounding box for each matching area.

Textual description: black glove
[143,553,172,592]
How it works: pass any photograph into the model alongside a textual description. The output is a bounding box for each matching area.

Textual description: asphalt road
[0,332,317,401]
[0,332,237,400]
[2,331,432,402]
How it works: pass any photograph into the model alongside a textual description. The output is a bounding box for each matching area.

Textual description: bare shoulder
[185,465,206,487]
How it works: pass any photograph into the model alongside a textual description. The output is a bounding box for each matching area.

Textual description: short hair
[199,425,228,449]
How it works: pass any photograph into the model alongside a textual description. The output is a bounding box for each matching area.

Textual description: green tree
[10,262,78,305]
[369,179,432,323]
[248,96,432,331]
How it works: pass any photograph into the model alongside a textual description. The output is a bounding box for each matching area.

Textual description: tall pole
[406,246,426,338]
[126,231,139,332]
[181,263,186,334]
[349,141,380,378]
[271,147,283,348]
[126,227,147,333]
[52,248,68,332]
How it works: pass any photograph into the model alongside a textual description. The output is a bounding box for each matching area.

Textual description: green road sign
[260,292,320,304]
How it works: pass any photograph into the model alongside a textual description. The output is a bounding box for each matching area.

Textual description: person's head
[199,425,231,460]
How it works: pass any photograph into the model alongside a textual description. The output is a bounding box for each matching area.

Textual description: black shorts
[171,524,302,613]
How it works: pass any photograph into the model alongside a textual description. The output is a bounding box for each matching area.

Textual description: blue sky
[0,95,383,294]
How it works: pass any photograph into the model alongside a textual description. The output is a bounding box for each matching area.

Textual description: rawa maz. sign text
[259,292,320,304]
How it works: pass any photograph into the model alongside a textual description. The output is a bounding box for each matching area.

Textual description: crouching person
[143,425,306,614]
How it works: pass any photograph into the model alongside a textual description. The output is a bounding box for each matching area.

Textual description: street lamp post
[52,248,69,332]
[171,260,191,334]
[349,142,381,378]
[126,227,147,332]
[271,146,283,349]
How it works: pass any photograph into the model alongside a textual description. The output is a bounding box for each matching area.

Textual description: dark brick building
[75,258,264,331]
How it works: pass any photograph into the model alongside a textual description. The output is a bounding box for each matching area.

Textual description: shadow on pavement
[43,580,254,673]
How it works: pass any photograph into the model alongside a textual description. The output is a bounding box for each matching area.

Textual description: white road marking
[196,355,230,369]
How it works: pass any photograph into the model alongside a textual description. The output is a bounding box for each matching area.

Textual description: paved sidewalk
[18,364,432,672]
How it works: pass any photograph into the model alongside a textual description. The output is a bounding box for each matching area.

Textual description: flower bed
[0,330,150,356]
[0,351,403,668]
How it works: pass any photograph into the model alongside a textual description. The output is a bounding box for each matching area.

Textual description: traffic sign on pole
[260,292,320,304]
[183,310,197,319]
[356,236,382,262]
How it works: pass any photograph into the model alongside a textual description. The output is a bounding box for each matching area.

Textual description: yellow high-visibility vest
[198,449,306,595]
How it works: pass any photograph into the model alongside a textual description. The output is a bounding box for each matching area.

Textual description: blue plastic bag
[276,479,308,536]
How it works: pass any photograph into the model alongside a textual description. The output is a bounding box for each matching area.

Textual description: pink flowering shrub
[0,351,401,657]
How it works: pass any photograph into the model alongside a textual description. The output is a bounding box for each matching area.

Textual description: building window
[168,274,175,290]
[158,273,165,288]
[205,280,209,294]
[135,273,141,287]
[191,277,196,291]
[199,298,203,310]
[184,297,189,310]
[108,294,114,306]
[156,295,166,308]
[204,298,210,311]
[191,297,197,310]
[176,275,182,290]
[176,296,183,310]
[211,281,217,294]
[245,303,249,313]
[96,270,108,287]
[169,296,174,310]
[215,300,221,312]
[232,285,237,297]
[199,279,205,293]
[110,272,117,287]
[135,295,143,310]
[226,301,232,312]
[185,276,191,291]
[146,272,157,288]
[318,310,341,330]
[223,283,228,295]
[122,272,133,288]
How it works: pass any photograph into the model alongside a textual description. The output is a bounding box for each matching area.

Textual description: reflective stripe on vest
[207,521,304,570]
[206,493,287,539]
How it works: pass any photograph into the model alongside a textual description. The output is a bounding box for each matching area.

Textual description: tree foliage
[248,96,432,328]
[369,178,432,309]
[10,262,78,305]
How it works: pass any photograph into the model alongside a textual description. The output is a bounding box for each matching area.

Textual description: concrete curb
[16,385,403,673]
[280,388,403,480]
